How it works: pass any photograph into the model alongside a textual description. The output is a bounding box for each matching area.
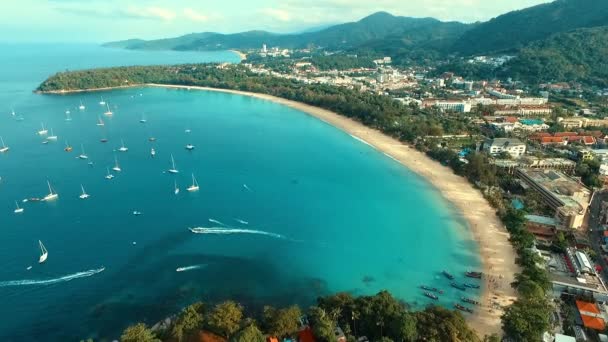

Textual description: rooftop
[526,214,558,227]
[518,169,590,214]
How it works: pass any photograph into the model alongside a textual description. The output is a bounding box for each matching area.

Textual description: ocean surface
[0,44,481,341]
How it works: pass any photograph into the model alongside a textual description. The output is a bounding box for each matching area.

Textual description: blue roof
[520,119,544,125]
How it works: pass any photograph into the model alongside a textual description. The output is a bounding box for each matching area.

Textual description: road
[587,190,608,281]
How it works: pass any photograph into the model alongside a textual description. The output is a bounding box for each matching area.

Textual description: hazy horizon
[3,0,550,43]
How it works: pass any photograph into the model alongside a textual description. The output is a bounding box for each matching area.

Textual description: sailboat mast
[47,181,53,194]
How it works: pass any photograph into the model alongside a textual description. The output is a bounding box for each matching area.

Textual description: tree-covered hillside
[500,26,608,86]
[452,0,608,55]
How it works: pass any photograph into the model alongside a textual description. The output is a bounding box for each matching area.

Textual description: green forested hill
[500,26,608,86]
[452,0,608,55]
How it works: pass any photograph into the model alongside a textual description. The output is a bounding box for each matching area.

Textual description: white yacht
[105,167,114,180]
[150,148,156,157]
[187,174,199,192]
[167,154,178,173]
[0,136,9,153]
[38,240,48,263]
[14,200,24,213]
[43,181,58,201]
[79,184,90,199]
[185,144,195,150]
[79,101,85,110]
[104,103,113,116]
[118,139,128,152]
[47,128,57,141]
[112,155,121,172]
[78,144,88,159]
[38,123,48,135]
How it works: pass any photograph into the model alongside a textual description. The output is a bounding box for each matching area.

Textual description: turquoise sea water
[0,44,481,341]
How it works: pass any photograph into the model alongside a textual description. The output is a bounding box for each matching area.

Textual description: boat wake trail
[189,227,286,240]
[176,264,207,272]
[234,218,249,225]
[0,267,105,287]
[208,218,225,226]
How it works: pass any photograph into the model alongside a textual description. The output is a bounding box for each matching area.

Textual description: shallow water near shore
[0,44,481,340]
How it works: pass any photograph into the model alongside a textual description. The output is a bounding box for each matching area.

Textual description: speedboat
[185,144,195,150]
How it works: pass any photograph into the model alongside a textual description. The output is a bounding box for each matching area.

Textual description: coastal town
[228,44,608,342]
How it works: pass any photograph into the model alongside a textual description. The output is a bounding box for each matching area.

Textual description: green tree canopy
[262,305,302,338]
[120,323,160,342]
[207,301,244,338]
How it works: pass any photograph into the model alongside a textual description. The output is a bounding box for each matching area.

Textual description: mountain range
[104,0,608,85]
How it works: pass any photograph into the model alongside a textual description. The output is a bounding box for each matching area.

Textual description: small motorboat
[148,137,156,142]
[185,144,195,150]
[424,292,438,300]
[133,211,142,216]
[465,271,483,279]
[461,297,480,305]
[454,303,474,314]
[451,282,466,291]
[442,270,454,280]
[100,138,108,143]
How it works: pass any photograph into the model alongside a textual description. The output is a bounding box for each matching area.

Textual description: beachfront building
[547,249,608,301]
[421,99,472,113]
[483,138,526,158]
[516,169,591,229]
[493,157,576,175]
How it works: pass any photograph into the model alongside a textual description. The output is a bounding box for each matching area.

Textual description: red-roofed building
[576,300,606,331]
[583,136,597,145]
[540,137,567,146]
[554,132,579,138]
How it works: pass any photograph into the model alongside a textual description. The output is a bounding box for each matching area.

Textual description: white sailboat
[46,128,57,141]
[10,108,15,117]
[43,181,58,201]
[104,103,113,116]
[105,167,114,180]
[38,240,48,263]
[96,116,105,126]
[0,136,9,153]
[65,111,72,121]
[99,96,106,105]
[187,174,200,192]
[65,109,70,115]
[118,139,128,152]
[38,122,48,135]
[79,184,90,199]
[14,200,24,213]
[78,144,88,159]
[174,180,180,195]
[150,148,156,157]
[168,154,179,173]
[140,113,147,123]
[79,101,85,110]
[112,155,121,172]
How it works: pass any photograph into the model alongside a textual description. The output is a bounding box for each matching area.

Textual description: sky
[1,0,551,43]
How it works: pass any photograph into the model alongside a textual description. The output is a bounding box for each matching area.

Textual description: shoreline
[42,83,520,336]
[229,49,247,61]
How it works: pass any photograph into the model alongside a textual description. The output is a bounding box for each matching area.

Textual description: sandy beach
[229,50,247,61]
[149,84,520,337]
[44,82,519,336]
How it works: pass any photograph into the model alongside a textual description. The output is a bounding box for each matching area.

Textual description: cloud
[183,8,208,22]
[259,8,291,22]
[125,6,176,21]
